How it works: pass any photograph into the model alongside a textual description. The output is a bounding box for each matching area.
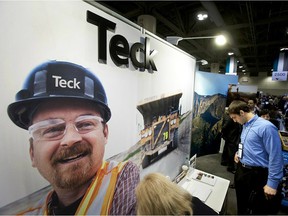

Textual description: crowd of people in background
[253,94,288,130]
[227,88,288,131]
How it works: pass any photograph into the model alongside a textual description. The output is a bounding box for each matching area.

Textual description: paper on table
[182,181,212,202]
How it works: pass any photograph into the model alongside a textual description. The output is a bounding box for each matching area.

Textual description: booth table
[178,168,230,213]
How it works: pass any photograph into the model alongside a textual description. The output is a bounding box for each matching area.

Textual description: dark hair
[228,100,250,115]
[259,109,270,117]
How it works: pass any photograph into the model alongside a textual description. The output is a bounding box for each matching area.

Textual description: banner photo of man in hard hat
[0,1,195,214]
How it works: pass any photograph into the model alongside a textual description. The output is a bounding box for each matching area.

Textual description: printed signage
[87,11,158,72]
[272,71,287,81]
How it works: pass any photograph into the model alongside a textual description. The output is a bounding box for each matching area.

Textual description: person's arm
[109,161,140,215]
[192,196,218,215]
[263,125,283,191]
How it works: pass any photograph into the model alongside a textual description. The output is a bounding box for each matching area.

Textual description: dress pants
[234,162,282,215]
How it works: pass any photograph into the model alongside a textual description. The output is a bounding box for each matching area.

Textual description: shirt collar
[244,114,258,127]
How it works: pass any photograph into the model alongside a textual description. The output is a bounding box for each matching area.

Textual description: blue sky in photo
[195,71,238,96]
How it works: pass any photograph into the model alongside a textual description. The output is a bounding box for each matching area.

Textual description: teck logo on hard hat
[47,69,85,95]
[87,10,157,73]
[52,75,81,89]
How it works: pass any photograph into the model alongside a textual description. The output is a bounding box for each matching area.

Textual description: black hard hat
[7,60,111,130]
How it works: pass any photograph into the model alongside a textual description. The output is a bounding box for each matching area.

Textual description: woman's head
[136,172,193,215]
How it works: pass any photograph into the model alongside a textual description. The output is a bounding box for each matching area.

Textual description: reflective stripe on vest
[77,160,126,215]
[19,160,127,215]
[18,192,51,215]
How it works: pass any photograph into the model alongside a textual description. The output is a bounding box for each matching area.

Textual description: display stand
[178,167,230,213]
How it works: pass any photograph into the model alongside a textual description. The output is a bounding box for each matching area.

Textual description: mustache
[51,142,92,165]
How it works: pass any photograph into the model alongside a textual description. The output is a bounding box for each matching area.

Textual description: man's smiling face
[29,99,108,189]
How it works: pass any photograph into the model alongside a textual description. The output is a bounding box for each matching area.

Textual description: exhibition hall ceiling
[96,1,288,77]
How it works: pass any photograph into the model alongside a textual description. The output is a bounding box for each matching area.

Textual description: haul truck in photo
[137,91,182,168]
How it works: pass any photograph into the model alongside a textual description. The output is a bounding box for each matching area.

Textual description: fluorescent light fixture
[166,35,227,46]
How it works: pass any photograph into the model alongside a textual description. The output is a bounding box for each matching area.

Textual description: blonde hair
[136,172,193,215]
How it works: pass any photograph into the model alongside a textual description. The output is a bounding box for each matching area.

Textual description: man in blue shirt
[228,100,283,215]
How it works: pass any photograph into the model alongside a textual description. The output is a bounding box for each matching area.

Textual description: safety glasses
[28,115,104,141]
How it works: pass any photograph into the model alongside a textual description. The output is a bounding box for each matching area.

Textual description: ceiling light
[196,11,208,21]
[215,35,227,46]
[228,52,234,56]
[166,35,227,46]
[197,59,208,65]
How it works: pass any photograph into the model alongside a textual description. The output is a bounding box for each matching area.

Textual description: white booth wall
[0,1,196,207]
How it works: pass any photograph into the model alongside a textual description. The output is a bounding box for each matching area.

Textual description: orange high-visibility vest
[18,161,127,215]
